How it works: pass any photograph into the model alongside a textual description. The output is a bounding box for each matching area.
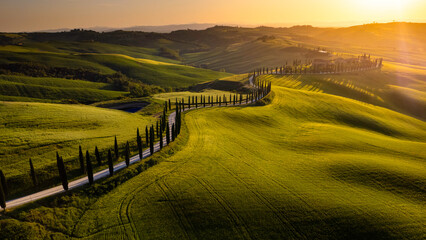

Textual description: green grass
[74,86,426,239]
[3,82,425,239]
[0,75,126,103]
[257,63,426,120]
[0,101,155,197]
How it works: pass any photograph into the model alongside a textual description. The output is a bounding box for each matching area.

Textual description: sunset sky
[1,0,425,32]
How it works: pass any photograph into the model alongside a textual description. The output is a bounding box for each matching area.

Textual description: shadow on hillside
[288,213,398,240]
[334,113,398,137]
[328,165,426,203]
[270,72,426,121]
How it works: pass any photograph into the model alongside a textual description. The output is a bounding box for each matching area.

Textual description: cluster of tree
[257,35,276,42]
[158,47,182,61]
[253,55,383,75]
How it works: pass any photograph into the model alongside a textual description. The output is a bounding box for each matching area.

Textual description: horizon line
[3,20,426,33]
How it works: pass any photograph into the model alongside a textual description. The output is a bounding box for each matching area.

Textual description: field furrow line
[193,176,254,240]
[157,181,192,240]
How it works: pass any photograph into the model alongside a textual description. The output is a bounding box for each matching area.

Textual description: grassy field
[2,81,425,239]
[0,101,155,197]
[73,86,426,239]
[0,75,126,103]
[256,63,426,120]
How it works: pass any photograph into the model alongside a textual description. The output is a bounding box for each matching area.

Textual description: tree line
[253,55,383,76]
[0,80,271,210]
[0,62,164,96]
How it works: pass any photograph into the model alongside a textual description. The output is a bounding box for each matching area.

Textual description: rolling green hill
[0,49,231,88]
[2,78,425,239]
[81,54,231,87]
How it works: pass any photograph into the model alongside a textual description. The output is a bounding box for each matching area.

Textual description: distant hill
[36,23,217,33]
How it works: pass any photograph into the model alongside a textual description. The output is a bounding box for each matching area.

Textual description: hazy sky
[1,0,425,32]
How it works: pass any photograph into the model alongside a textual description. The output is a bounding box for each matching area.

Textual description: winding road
[3,84,260,211]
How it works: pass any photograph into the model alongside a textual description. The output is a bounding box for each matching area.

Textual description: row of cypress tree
[253,57,383,76]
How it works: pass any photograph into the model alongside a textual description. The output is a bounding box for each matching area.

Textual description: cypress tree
[79,145,85,174]
[149,126,154,155]
[0,170,7,198]
[56,154,68,191]
[137,128,142,160]
[95,146,101,166]
[175,111,181,135]
[188,96,191,108]
[29,158,37,186]
[114,136,119,160]
[182,98,185,111]
[125,141,130,167]
[166,122,170,144]
[86,151,93,185]
[108,149,114,176]
[145,126,149,147]
[168,99,171,111]
[160,130,163,149]
[172,123,175,141]
[0,177,5,209]
[195,96,198,108]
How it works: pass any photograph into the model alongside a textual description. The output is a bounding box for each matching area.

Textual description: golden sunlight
[357,0,414,11]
